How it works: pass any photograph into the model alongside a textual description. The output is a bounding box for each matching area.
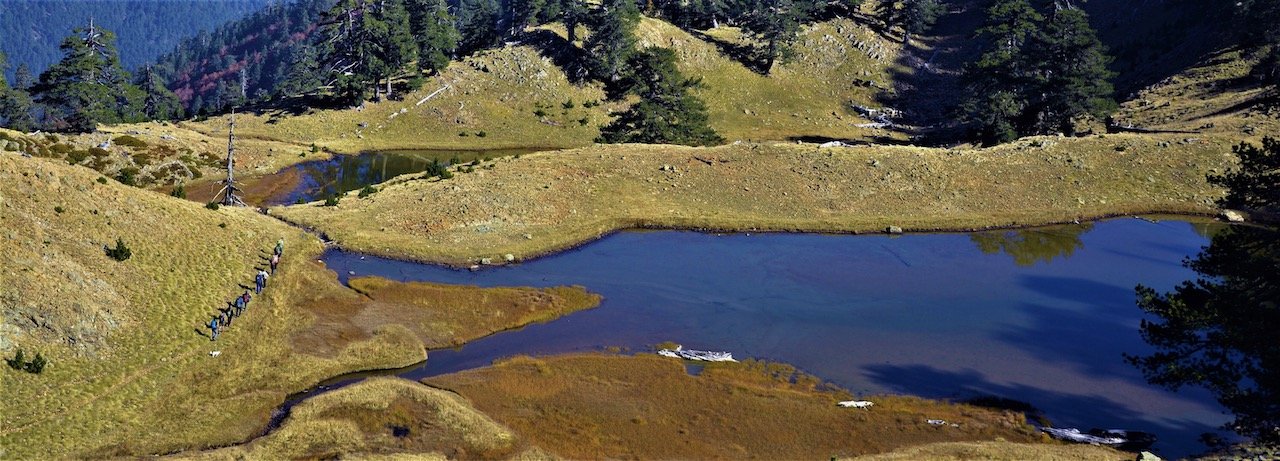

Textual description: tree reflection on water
[969,222,1094,266]
[1129,225,1280,445]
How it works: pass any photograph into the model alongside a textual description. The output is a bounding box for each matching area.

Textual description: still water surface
[259,148,542,205]
[319,218,1229,457]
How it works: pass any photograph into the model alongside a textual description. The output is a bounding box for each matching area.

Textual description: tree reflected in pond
[969,223,1094,266]
[1129,225,1280,445]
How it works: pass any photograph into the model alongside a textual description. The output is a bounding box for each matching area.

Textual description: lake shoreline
[312,210,1221,270]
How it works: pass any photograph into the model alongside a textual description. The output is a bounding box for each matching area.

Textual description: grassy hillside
[1113,47,1279,137]
[0,151,598,458]
[272,135,1233,266]
[169,377,542,460]
[178,14,901,154]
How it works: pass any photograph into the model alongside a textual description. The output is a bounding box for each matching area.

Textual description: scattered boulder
[1220,209,1246,223]
[504,253,515,262]
[480,257,493,265]
[1137,451,1162,461]
[886,226,903,234]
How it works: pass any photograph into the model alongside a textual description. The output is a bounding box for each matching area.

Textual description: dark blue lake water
[319,218,1230,457]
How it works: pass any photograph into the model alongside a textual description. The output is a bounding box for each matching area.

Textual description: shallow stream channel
[282,217,1232,457]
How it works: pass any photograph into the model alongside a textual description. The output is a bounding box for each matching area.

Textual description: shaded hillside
[0,0,268,81]
[875,0,1251,141]
[1081,0,1237,98]
[151,0,333,113]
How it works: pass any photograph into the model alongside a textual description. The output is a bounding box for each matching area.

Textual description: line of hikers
[209,238,284,341]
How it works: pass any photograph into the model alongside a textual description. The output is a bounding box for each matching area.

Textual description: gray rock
[886,226,903,234]
[1137,451,1162,461]
[504,253,515,262]
[1221,209,1246,223]
[480,257,493,265]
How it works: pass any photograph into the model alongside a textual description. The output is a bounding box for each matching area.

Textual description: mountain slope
[0,0,269,81]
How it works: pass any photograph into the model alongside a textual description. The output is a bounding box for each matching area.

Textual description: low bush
[105,238,132,261]
[358,185,378,198]
[170,184,186,199]
[115,167,140,186]
[5,348,47,374]
[112,135,148,148]
[205,202,220,210]
[323,194,341,207]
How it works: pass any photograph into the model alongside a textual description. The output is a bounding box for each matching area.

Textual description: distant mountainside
[0,0,270,81]
[149,0,334,112]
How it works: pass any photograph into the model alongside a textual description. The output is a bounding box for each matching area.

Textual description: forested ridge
[0,0,269,82]
[1,0,1278,147]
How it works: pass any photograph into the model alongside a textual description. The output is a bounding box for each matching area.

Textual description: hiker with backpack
[209,316,220,341]
[270,253,280,275]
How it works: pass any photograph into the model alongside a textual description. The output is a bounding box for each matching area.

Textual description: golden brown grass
[844,440,1127,460]
[294,276,600,354]
[0,152,436,458]
[1113,48,1280,140]
[0,153,595,458]
[166,377,540,461]
[273,134,1234,266]
[426,354,1052,460]
[167,15,900,159]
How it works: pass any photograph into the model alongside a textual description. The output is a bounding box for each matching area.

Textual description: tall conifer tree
[586,0,641,82]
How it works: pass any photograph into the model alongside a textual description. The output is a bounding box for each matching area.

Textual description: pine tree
[878,0,943,42]
[31,22,144,131]
[741,0,810,73]
[137,66,184,120]
[1028,5,1115,135]
[509,0,547,36]
[13,63,33,91]
[0,50,36,131]
[960,0,1043,144]
[409,0,459,75]
[598,47,723,146]
[374,0,418,98]
[586,0,641,82]
[557,0,590,43]
[458,0,501,54]
[1209,137,1280,212]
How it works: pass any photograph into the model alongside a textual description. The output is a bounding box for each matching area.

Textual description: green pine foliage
[878,0,944,41]
[5,348,23,370]
[741,0,813,72]
[30,23,146,132]
[458,0,502,55]
[1030,6,1116,136]
[105,238,132,261]
[586,0,641,83]
[136,66,183,121]
[409,0,460,75]
[960,1,1115,144]
[1209,137,1280,212]
[597,47,723,146]
[0,49,37,132]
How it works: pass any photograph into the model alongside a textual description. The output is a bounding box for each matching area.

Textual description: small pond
[312,218,1233,457]
[258,148,543,205]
